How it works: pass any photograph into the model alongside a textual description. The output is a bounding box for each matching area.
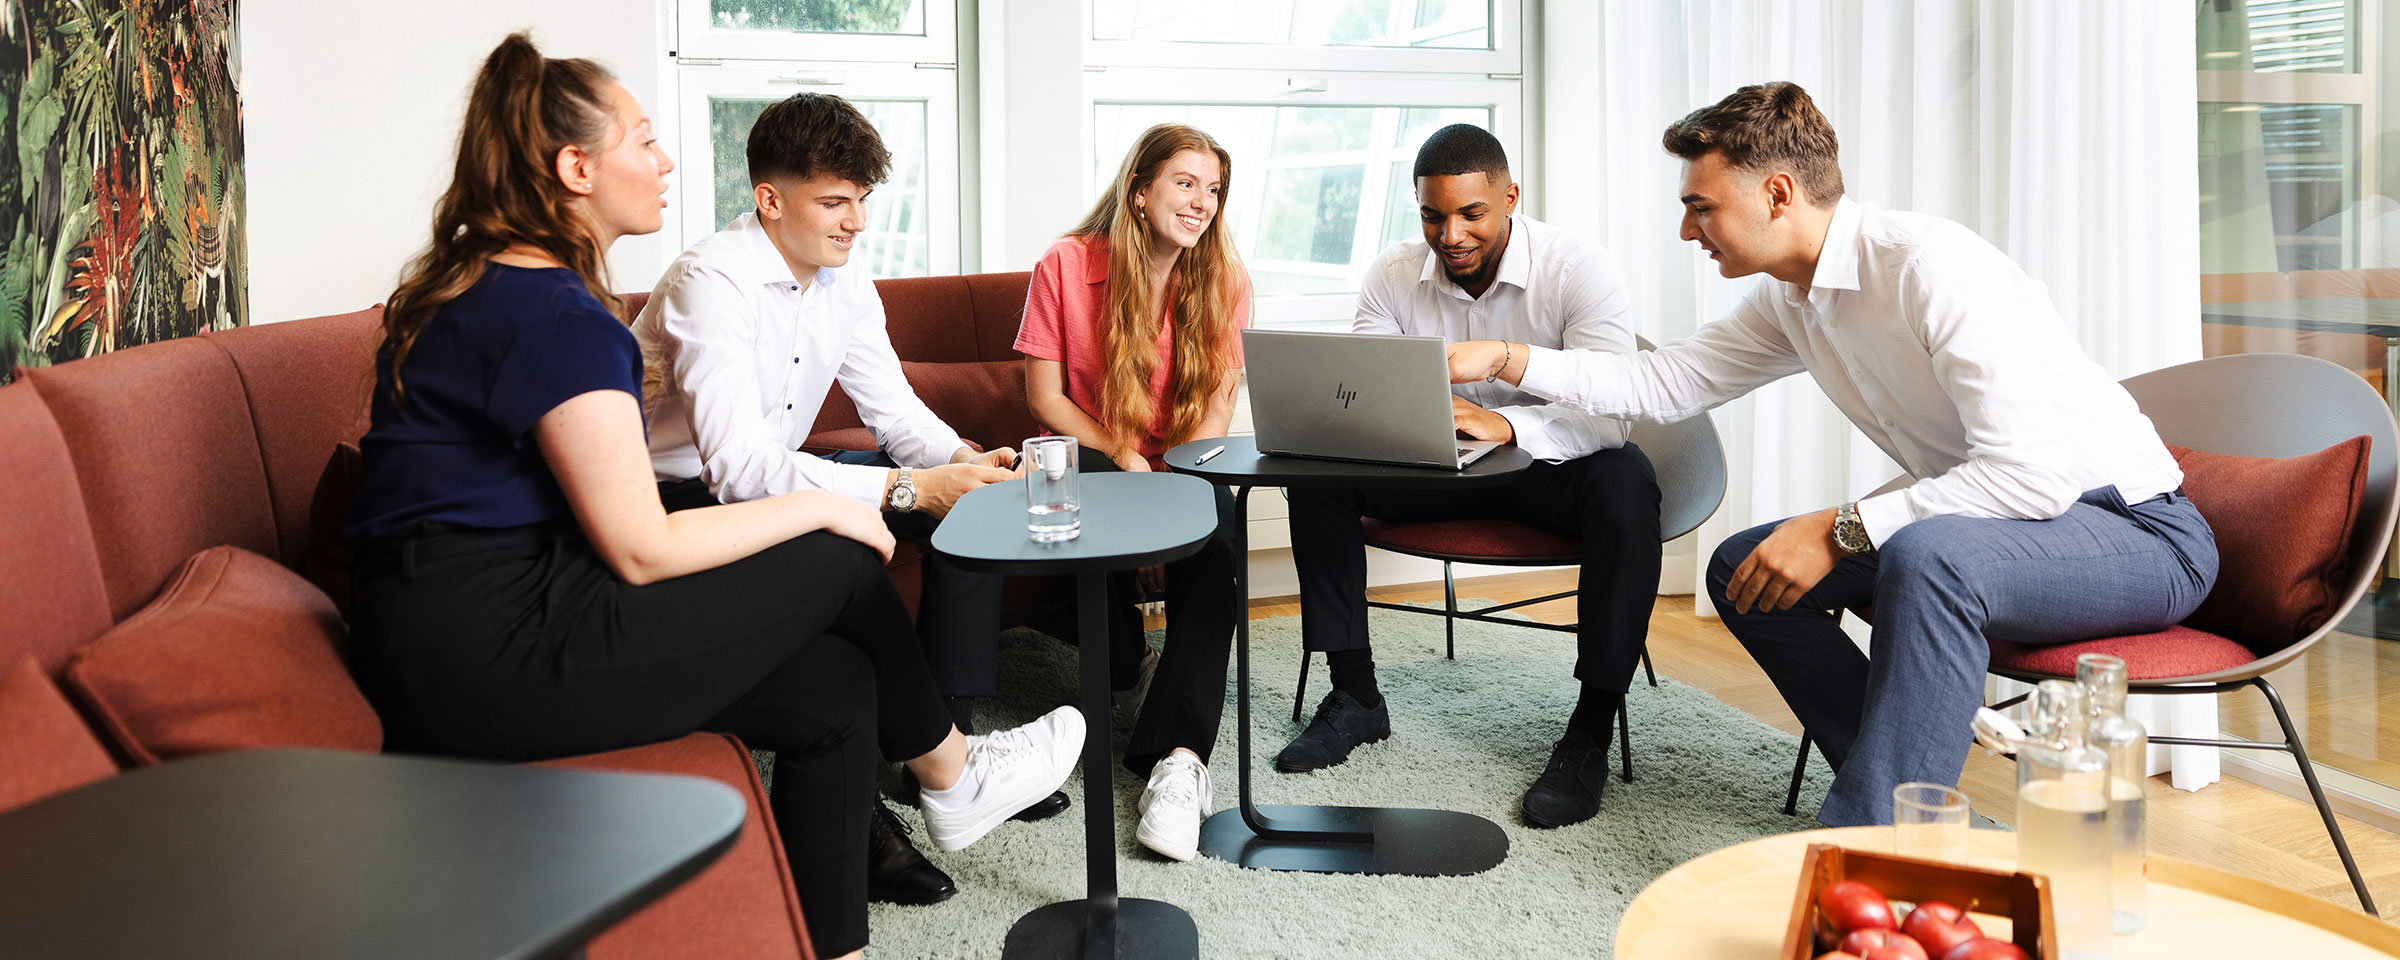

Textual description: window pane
[708,0,924,36]
[1092,103,1490,298]
[2196,0,2356,74]
[1094,0,1489,50]
[707,97,933,278]
[2198,102,2357,272]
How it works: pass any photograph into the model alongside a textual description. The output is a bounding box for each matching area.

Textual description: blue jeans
[1707,486,2217,826]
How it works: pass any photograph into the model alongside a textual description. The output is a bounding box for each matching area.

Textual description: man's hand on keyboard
[1451,395,1514,444]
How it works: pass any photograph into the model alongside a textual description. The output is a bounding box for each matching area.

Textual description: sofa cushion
[903,359,1041,452]
[66,546,380,765]
[208,308,381,571]
[1362,518,1581,560]
[2172,436,2371,652]
[1989,624,2260,681]
[24,337,279,620]
[538,733,812,960]
[0,383,114,672]
[0,657,117,815]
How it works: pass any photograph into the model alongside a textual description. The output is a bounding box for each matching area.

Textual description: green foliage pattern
[0,0,247,382]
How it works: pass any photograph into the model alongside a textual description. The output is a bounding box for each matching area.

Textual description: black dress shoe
[1011,789,1071,822]
[1274,689,1391,773]
[1521,728,1609,828]
[868,800,957,906]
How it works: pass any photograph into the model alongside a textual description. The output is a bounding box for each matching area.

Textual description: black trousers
[1285,444,1665,693]
[659,449,1009,700]
[1080,449,1242,773]
[349,519,950,958]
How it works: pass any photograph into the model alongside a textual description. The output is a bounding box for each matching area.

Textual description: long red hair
[1066,124,1243,451]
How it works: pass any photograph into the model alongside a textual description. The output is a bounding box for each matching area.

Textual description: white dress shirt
[1518,197,2183,546]
[1356,213,1636,462]
[636,212,967,505]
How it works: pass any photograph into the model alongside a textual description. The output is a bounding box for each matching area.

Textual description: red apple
[1900,900,1983,958]
[1818,880,1898,932]
[1942,939,2030,960]
[1840,928,1930,960]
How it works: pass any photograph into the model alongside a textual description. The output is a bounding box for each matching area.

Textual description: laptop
[1243,329,1503,470]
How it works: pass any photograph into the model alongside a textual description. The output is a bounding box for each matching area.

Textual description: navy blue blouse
[346,264,641,543]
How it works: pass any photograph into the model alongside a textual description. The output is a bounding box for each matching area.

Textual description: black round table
[1163,435,1524,877]
[933,472,1219,960]
[0,748,745,960]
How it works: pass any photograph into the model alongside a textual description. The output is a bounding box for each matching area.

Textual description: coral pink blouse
[1013,236,1252,466]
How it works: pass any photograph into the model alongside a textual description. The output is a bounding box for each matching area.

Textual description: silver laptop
[1243,329,1502,470]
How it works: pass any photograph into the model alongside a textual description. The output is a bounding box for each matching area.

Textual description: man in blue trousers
[1443,81,2217,827]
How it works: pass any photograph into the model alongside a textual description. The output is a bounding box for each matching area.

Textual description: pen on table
[1193,444,1227,466]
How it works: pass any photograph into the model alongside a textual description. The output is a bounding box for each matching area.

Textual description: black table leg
[1003,573,1197,960]
[1195,486,1510,876]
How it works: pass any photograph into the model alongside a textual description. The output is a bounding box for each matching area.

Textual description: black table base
[933,479,1219,960]
[1002,898,1199,960]
[1163,437,1533,880]
[1195,805,1509,875]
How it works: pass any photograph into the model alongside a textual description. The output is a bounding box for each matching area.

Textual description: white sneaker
[1135,751,1212,862]
[1115,646,1161,723]
[919,705,1084,852]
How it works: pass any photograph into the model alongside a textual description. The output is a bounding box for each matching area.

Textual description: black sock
[1566,687,1625,740]
[943,696,977,736]
[1327,648,1382,708]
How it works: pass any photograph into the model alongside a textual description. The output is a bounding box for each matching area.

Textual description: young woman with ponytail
[1013,123,1249,863]
[343,34,1077,958]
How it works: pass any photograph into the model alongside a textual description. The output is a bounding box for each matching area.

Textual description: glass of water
[1892,782,1972,864]
[1025,436,1080,543]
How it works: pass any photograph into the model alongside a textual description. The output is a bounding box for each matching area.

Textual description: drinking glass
[1024,435,1081,543]
[1893,782,1972,864]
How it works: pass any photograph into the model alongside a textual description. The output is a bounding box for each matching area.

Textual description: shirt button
[787,403,794,410]
[1882,418,1895,427]
[793,357,799,363]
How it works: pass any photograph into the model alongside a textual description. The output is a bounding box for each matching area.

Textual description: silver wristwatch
[1833,501,1873,555]
[888,466,917,513]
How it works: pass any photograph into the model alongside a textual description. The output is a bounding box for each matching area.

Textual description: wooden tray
[1782,843,2057,960]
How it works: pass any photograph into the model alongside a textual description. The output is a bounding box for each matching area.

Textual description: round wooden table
[1614,826,2400,959]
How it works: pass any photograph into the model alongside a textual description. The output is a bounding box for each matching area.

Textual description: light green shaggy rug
[815,604,1831,958]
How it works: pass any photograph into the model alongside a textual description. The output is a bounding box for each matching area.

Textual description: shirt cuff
[1854,490,1915,550]
[1516,345,1572,402]
[1491,406,1559,462]
[830,461,891,507]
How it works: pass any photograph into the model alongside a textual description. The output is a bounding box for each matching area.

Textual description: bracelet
[1488,341,1512,383]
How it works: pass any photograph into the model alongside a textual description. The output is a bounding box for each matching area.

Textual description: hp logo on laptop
[1334,383,1359,409]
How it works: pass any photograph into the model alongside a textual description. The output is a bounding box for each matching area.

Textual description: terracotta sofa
[0,270,1055,959]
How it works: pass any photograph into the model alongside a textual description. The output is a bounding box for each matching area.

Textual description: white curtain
[1555,0,2215,787]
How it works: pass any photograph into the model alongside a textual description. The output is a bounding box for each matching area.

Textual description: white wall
[242,1,672,324]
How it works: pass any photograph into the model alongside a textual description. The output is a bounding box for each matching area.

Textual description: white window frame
[1083,0,1519,76]
[675,62,963,276]
[2197,0,2383,269]
[1084,70,1524,328]
[675,0,958,64]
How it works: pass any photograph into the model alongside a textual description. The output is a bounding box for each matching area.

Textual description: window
[1092,102,1489,304]
[1083,1,1524,326]
[672,2,960,277]
[678,0,955,63]
[2192,0,2400,811]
